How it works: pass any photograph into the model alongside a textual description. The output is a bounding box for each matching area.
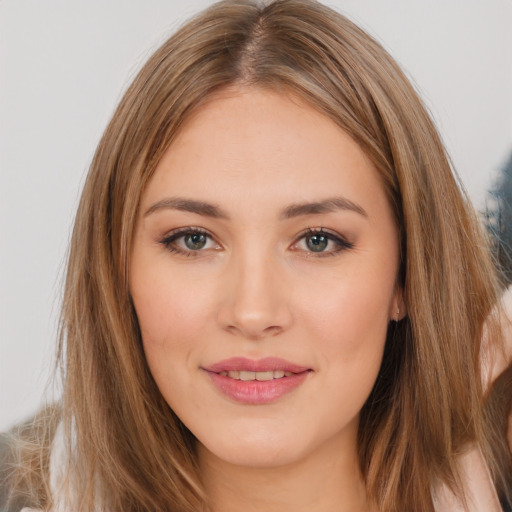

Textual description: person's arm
[435,287,512,512]
[505,288,512,453]
[485,287,512,387]
[433,447,503,512]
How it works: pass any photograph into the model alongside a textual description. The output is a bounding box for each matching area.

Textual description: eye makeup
[292,227,354,257]
[158,226,354,259]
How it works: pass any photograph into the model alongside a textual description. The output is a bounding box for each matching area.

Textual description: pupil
[185,233,207,250]
[307,234,328,252]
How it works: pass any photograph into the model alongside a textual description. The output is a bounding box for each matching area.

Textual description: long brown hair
[6,1,508,510]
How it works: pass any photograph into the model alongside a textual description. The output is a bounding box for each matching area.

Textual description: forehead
[141,87,389,221]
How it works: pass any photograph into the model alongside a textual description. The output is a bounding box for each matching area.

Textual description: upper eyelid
[162,226,213,238]
[161,227,219,246]
[296,227,351,246]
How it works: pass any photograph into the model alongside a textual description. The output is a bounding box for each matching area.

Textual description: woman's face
[130,88,401,468]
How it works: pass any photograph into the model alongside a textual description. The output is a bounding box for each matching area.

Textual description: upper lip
[202,357,311,374]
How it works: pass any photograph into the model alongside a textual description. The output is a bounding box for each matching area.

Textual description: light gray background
[1,0,511,432]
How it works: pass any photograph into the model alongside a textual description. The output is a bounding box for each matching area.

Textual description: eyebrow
[144,196,368,220]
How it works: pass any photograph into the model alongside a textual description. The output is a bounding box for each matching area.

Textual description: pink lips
[202,357,311,405]
[203,357,310,374]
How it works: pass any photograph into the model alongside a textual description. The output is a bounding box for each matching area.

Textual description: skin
[130,87,403,512]
[501,287,512,451]
[434,447,502,511]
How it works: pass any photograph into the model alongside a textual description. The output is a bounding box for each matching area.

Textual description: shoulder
[0,405,61,512]
[482,286,512,389]
[15,425,66,512]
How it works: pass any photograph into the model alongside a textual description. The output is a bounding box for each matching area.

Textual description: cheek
[131,265,219,413]
[296,265,393,403]
[327,307,387,387]
[298,264,393,348]
[133,263,214,347]
[130,259,220,395]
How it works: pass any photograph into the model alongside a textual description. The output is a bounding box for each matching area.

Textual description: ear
[391,287,407,322]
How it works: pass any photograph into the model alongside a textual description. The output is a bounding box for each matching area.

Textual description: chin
[195,415,350,470]
[194,419,310,468]
[203,438,306,469]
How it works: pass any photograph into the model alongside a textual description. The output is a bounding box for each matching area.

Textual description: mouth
[217,370,297,380]
[202,357,312,404]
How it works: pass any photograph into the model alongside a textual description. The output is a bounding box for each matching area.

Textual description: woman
[4,0,511,510]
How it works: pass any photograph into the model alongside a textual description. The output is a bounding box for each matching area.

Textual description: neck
[198,424,372,512]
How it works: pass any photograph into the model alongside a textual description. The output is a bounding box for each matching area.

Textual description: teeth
[256,371,274,381]
[239,370,256,381]
[219,370,295,380]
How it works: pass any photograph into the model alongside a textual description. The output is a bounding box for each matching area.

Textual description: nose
[216,249,293,341]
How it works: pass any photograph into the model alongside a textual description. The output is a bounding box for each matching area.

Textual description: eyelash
[159,227,354,258]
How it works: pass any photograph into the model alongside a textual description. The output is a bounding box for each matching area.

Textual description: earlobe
[392,291,407,322]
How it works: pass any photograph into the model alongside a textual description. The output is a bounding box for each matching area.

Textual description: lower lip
[205,371,310,404]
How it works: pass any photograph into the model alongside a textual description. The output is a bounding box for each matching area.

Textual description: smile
[203,357,312,404]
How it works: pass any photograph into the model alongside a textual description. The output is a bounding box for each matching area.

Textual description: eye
[159,226,353,259]
[159,227,220,257]
[293,227,354,257]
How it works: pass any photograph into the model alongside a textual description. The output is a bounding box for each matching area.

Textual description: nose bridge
[217,240,292,339]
